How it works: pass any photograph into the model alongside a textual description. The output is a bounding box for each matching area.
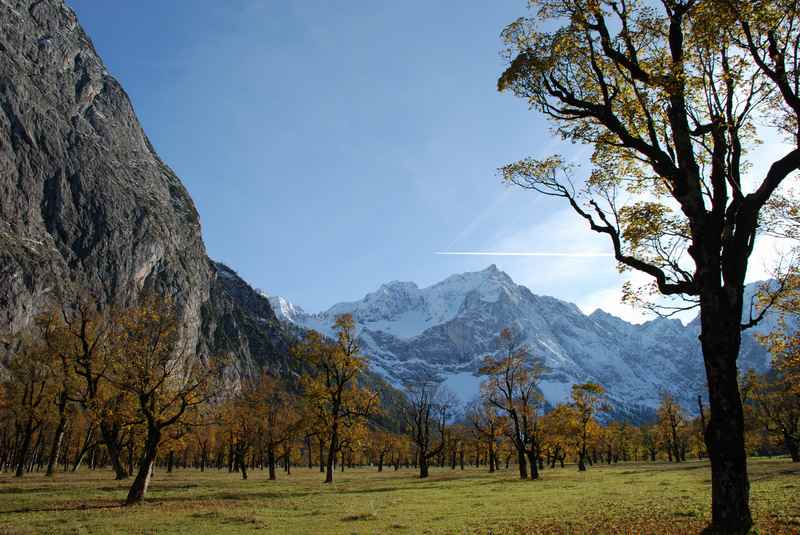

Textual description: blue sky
[68,0,777,321]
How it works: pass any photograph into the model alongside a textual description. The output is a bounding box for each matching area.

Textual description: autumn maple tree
[657,393,689,462]
[569,383,607,471]
[751,298,800,461]
[108,297,222,505]
[479,328,546,480]
[293,314,378,483]
[498,0,800,529]
[405,382,455,478]
[2,337,53,478]
[467,399,505,473]
[44,301,132,481]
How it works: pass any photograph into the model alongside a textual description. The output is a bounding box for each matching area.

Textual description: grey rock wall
[0,0,287,371]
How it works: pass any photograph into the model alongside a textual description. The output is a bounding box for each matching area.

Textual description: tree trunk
[325,431,336,483]
[100,420,128,480]
[72,428,93,473]
[700,295,752,533]
[419,455,429,478]
[267,445,276,481]
[125,426,161,506]
[527,450,539,480]
[29,431,44,473]
[240,452,248,480]
[516,448,528,479]
[578,447,587,472]
[14,421,33,478]
[46,401,68,477]
[783,432,799,462]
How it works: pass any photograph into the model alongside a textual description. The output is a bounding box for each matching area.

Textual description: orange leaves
[293,314,378,474]
[101,296,219,431]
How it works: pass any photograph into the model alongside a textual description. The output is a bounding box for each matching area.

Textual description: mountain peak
[481,263,512,281]
[379,280,420,293]
[272,268,776,416]
[266,295,306,323]
[483,263,514,281]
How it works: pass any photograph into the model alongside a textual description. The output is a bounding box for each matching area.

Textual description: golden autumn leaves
[292,313,379,483]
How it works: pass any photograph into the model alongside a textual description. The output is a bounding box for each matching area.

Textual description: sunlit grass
[0,458,797,534]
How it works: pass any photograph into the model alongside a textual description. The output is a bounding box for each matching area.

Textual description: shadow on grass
[1,488,317,513]
[0,502,123,515]
[749,466,800,482]
[96,483,199,493]
[0,487,61,495]
[332,486,400,495]
[341,512,376,521]
[148,489,314,503]
[617,463,709,476]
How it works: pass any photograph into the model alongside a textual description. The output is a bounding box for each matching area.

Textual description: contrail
[435,251,613,257]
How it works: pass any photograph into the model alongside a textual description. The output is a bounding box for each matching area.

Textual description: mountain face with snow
[268,265,781,419]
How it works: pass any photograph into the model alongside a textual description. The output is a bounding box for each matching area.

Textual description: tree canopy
[497,1,800,530]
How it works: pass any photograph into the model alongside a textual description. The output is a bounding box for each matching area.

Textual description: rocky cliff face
[0,0,287,370]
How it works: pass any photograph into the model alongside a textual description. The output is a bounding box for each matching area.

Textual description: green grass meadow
[0,459,797,534]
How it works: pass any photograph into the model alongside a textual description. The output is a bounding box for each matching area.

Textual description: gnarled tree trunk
[125,425,161,506]
[516,448,527,479]
[99,420,128,480]
[700,289,752,532]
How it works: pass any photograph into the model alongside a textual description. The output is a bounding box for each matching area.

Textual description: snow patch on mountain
[264,294,306,323]
[267,265,777,419]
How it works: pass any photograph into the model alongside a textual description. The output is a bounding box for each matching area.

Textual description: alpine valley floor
[0,458,797,534]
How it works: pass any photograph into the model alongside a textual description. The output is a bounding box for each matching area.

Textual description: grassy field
[0,459,797,534]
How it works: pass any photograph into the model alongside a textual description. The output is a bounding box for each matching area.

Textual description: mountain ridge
[267,265,778,419]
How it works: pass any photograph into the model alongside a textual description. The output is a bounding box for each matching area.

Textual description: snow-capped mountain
[266,265,779,419]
